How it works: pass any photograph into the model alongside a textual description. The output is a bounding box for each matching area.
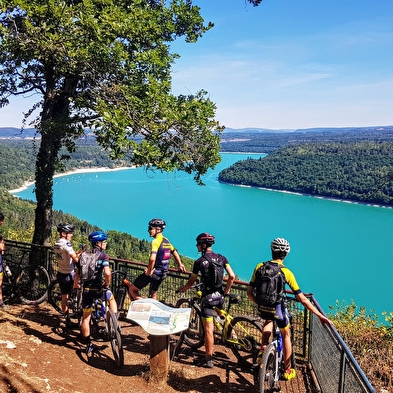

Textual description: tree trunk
[32,129,62,246]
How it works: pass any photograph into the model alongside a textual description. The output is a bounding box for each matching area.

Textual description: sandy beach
[8,166,133,194]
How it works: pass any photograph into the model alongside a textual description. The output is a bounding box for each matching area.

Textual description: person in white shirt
[54,223,82,329]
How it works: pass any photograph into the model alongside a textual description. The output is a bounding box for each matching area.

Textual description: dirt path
[0,302,313,393]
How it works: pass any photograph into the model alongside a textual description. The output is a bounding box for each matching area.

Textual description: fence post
[149,335,169,383]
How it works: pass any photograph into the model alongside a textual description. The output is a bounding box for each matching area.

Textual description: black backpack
[254,261,285,307]
[203,254,224,292]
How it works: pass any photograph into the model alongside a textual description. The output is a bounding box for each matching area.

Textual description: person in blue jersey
[54,223,82,328]
[127,218,185,300]
[247,237,332,382]
[74,230,118,356]
[178,233,236,368]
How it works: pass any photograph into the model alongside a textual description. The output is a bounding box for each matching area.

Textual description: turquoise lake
[13,153,393,318]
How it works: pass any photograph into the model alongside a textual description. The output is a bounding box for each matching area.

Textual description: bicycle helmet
[196,232,215,246]
[0,212,4,221]
[88,231,108,244]
[148,218,166,229]
[57,222,75,234]
[270,238,291,253]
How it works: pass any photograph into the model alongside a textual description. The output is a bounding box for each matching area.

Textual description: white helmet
[270,238,290,253]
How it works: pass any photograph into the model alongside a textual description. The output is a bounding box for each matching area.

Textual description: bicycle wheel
[47,279,62,313]
[17,265,50,304]
[115,286,127,320]
[106,309,124,368]
[176,298,205,349]
[170,329,185,361]
[228,316,263,368]
[257,344,278,393]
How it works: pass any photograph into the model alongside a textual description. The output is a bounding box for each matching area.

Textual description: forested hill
[218,141,393,206]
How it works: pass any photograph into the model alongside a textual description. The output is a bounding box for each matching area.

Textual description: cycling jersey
[54,237,76,274]
[151,233,176,275]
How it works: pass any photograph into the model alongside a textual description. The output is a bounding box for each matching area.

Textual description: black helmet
[88,231,108,244]
[196,232,215,246]
[270,238,290,253]
[148,218,166,229]
[0,212,4,221]
[57,222,75,234]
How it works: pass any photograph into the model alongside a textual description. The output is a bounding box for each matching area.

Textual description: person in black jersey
[178,232,235,368]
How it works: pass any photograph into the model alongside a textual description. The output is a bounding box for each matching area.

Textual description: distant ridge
[0,127,37,139]
[223,125,393,134]
[1,125,393,139]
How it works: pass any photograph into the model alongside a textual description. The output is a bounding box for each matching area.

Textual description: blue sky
[1,0,393,130]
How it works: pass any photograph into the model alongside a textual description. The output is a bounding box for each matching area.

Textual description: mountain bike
[175,283,264,368]
[254,310,296,392]
[111,269,133,320]
[47,278,82,326]
[2,252,50,304]
[89,287,124,368]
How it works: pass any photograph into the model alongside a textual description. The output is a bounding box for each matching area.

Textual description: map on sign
[126,298,191,336]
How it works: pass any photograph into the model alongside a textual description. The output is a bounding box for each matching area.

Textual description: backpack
[254,261,285,307]
[79,250,101,281]
[203,254,224,292]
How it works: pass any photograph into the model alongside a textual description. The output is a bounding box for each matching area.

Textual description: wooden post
[149,334,169,383]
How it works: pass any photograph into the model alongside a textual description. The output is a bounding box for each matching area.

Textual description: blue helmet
[88,231,108,244]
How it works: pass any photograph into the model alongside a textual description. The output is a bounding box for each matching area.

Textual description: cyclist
[0,235,6,308]
[178,232,235,368]
[0,212,4,227]
[74,230,118,356]
[54,223,81,328]
[127,218,185,300]
[247,237,332,381]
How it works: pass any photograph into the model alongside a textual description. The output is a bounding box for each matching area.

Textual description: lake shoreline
[218,180,393,210]
[8,166,134,194]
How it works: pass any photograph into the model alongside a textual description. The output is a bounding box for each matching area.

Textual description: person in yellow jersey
[247,237,332,381]
[127,218,185,300]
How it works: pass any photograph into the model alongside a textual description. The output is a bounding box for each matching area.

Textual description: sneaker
[85,343,95,357]
[283,368,296,381]
[205,360,214,368]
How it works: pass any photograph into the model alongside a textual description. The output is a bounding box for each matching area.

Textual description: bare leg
[203,317,214,362]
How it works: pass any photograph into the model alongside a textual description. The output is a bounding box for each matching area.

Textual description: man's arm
[223,264,235,295]
[178,274,197,294]
[247,285,257,304]
[145,252,157,276]
[103,265,111,288]
[172,249,186,273]
[296,292,332,325]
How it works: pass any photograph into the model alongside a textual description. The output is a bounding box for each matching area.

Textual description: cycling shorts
[82,287,113,311]
[257,302,290,329]
[57,271,75,295]
[133,271,167,293]
[201,292,225,319]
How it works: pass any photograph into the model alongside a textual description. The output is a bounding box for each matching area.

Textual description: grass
[329,300,393,391]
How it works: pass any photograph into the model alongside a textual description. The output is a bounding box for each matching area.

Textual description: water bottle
[277,332,283,353]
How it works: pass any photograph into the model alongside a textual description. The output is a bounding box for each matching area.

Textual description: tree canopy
[0,0,222,245]
[218,141,393,206]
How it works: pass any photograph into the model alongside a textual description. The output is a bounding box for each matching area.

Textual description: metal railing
[3,240,377,393]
